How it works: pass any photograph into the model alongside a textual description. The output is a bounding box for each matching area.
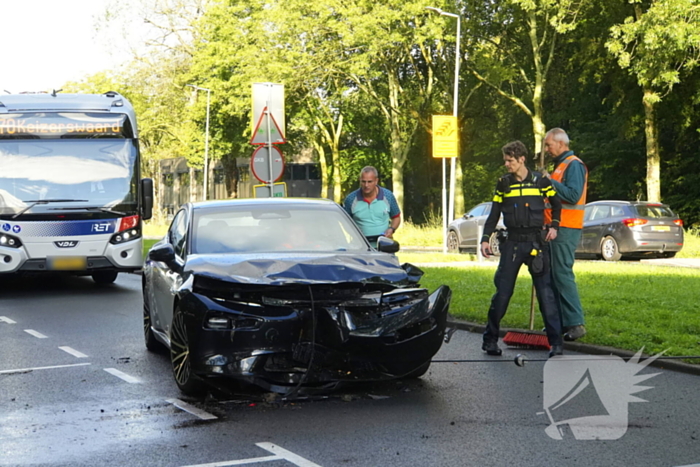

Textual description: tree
[607,0,700,202]
[465,0,586,158]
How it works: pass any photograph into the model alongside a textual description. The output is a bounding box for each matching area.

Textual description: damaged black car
[142,198,452,395]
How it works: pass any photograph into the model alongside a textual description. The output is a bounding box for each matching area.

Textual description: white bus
[0,91,153,284]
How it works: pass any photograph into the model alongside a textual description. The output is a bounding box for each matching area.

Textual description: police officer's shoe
[482,341,502,356]
[548,345,564,358]
[563,325,587,341]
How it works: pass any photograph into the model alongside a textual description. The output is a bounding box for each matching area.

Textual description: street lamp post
[427,6,461,253]
[187,84,211,201]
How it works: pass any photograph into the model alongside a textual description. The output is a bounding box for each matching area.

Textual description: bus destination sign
[0,113,128,138]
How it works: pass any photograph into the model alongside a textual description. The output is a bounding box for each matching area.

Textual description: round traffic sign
[251,146,285,183]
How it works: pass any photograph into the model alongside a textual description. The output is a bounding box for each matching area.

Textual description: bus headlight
[0,233,22,248]
[110,228,141,245]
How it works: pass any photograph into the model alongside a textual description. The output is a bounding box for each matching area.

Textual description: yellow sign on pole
[432,115,459,158]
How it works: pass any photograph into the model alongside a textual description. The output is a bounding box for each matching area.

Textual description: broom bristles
[503,331,551,350]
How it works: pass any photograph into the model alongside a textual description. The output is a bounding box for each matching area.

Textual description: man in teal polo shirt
[343,166,401,246]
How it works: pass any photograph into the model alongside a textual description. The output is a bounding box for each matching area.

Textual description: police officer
[480,141,564,358]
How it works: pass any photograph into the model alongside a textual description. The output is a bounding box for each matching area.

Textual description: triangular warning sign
[250,106,286,145]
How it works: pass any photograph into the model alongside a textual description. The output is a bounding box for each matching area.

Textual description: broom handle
[529,283,536,330]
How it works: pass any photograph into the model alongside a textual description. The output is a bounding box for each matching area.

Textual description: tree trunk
[331,114,344,203]
[314,140,330,199]
[643,87,661,202]
[528,10,547,167]
[331,146,342,203]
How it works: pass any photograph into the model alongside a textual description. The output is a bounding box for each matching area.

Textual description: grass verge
[415,261,700,360]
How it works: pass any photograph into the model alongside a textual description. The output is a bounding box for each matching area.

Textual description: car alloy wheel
[488,232,501,257]
[601,236,621,261]
[447,230,460,253]
[170,306,205,396]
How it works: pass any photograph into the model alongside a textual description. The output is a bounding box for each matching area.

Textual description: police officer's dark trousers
[483,239,563,347]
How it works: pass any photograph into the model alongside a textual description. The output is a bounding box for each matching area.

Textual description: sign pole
[266,100,274,197]
[442,158,447,254]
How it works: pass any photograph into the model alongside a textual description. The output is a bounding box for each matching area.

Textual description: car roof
[190,197,340,210]
[587,200,670,208]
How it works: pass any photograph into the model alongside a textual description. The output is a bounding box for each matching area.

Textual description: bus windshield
[0,139,139,217]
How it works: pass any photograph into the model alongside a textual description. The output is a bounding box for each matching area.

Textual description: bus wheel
[92,271,118,284]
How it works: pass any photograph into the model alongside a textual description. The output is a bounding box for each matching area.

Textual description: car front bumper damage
[178,279,452,393]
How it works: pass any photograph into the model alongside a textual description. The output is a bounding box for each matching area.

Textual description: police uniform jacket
[481,168,562,243]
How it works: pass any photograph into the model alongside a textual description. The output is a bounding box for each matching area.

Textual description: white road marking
[0,316,17,324]
[181,442,323,467]
[24,329,47,338]
[103,368,140,383]
[58,346,88,358]
[0,363,91,375]
[181,455,280,467]
[166,398,218,421]
[256,443,323,467]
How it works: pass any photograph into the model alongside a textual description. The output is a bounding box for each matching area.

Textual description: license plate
[651,225,671,232]
[48,256,87,270]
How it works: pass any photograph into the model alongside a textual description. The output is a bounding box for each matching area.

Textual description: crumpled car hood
[184,252,421,286]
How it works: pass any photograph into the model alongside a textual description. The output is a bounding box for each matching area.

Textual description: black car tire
[403,361,431,379]
[489,231,501,257]
[661,252,677,259]
[447,230,460,253]
[601,236,622,261]
[92,270,118,285]
[170,306,206,396]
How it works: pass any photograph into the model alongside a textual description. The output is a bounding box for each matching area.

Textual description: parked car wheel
[660,252,677,259]
[170,306,205,396]
[447,230,460,253]
[489,231,501,257]
[92,270,118,284]
[601,236,622,261]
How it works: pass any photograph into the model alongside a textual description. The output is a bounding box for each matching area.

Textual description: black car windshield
[634,205,675,218]
[0,139,138,216]
[192,205,368,254]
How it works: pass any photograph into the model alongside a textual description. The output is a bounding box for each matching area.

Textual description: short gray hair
[545,128,570,146]
[360,166,379,179]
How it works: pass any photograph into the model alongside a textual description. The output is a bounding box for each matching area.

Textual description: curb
[447,318,700,376]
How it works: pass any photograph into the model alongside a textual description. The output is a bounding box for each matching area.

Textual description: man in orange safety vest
[543,128,589,342]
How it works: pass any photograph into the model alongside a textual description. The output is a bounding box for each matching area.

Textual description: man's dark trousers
[483,240,563,346]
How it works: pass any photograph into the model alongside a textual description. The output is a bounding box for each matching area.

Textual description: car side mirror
[148,244,181,271]
[141,178,154,220]
[377,236,400,254]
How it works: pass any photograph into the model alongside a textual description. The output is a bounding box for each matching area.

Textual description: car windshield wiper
[12,199,89,219]
[48,206,126,216]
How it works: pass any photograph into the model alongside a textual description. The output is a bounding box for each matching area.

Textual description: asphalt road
[1,273,699,467]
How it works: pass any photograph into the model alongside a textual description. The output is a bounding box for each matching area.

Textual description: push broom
[503,141,551,350]
[502,284,550,349]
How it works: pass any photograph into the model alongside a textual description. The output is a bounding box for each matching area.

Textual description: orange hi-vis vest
[544,155,588,229]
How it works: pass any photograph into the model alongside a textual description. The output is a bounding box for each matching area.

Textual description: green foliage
[60,0,700,229]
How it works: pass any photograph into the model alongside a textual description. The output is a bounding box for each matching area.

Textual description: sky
[1,0,125,94]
